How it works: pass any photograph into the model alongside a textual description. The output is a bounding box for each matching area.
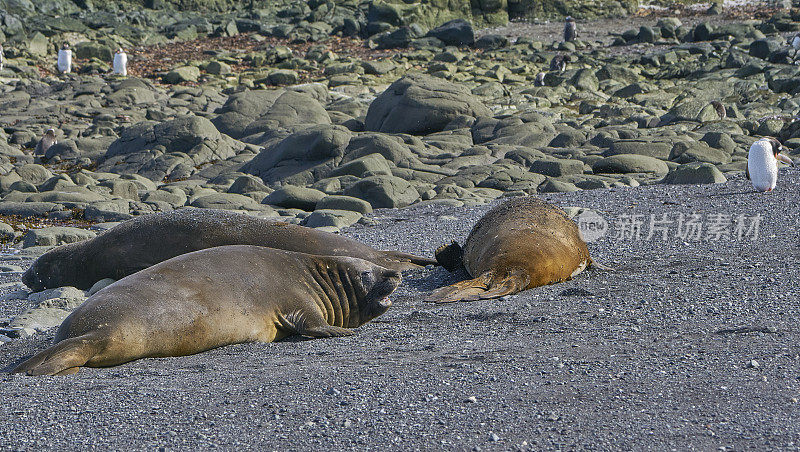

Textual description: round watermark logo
[575,210,608,242]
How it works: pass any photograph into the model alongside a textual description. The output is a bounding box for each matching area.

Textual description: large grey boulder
[8,287,88,337]
[164,66,200,84]
[426,19,475,46]
[344,175,420,208]
[190,193,263,211]
[212,89,330,140]
[315,195,373,214]
[592,154,669,174]
[73,41,113,61]
[669,141,731,165]
[529,158,584,177]
[330,153,392,178]
[98,116,243,181]
[22,227,96,248]
[365,74,491,135]
[241,124,352,186]
[262,186,326,211]
[0,202,62,217]
[302,209,362,229]
[661,162,727,184]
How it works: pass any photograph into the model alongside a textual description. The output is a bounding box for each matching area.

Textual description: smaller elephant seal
[23,208,437,291]
[425,197,599,303]
[13,246,401,376]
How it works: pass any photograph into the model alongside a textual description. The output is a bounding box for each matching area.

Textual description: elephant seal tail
[434,241,464,272]
[379,251,439,270]
[423,269,530,303]
[12,333,106,376]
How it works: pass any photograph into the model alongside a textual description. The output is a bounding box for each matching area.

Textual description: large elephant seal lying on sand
[14,245,401,376]
[425,197,597,303]
[22,208,436,291]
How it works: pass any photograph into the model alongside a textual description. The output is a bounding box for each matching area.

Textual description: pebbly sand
[0,168,798,450]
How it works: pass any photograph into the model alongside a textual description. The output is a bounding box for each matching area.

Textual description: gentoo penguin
[710,100,726,119]
[563,16,578,42]
[789,34,800,60]
[549,54,571,72]
[746,137,794,192]
[57,43,72,74]
[534,71,545,86]
[34,129,57,156]
[112,47,127,76]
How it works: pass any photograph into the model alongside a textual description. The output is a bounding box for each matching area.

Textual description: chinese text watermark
[576,211,761,243]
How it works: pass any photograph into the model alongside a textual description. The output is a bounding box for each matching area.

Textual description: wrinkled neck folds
[306,261,366,328]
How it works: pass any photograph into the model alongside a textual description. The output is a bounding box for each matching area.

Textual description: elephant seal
[23,208,436,291]
[425,197,597,303]
[13,245,401,376]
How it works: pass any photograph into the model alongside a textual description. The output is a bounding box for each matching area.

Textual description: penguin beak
[777,153,794,167]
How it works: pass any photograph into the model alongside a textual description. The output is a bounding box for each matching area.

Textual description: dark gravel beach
[1,169,798,450]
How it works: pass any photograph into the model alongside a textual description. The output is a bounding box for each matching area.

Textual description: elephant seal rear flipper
[13,332,107,376]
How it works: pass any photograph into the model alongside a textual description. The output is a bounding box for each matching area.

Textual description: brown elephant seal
[22,208,436,291]
[425,197,597,303]
[13,245,401,376]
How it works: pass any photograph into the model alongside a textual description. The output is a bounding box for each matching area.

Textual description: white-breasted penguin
[57,43,72,74]
[113,48,127,76]
[790,34,800,60]
[746,137,794,192]
[564,16,577,42]
[34,129,57,156]
[549,54,570,72]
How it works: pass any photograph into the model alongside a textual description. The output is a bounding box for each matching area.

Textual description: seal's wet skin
[22,208,435,291]
[14,246,401,376]
[426,197,595,303]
